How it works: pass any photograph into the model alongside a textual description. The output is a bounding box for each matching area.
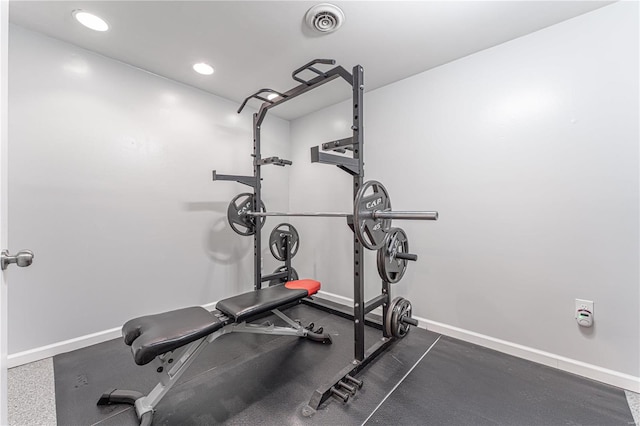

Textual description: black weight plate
[377,227,409,283]
[354,180,392,250]
[384,297,413,338]
[269,266,299,287]
[269,223,300,261]
[227,193,266,236]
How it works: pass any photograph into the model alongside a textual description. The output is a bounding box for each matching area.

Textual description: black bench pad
[216,280,320,322]
[122,280,321,365]
[123,307,224,365]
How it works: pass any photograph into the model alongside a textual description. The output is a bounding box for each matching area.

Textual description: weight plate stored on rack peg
[227,193,266,236]
[269,266,299,286]
[377,227,409,283]
[384,297,415,338]
[353,180,392,250]
[269,223,300,261]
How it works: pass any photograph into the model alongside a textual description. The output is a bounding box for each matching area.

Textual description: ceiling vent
[305,3,345,34]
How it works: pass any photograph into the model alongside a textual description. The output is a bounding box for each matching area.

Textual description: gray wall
[289,2,639,377]
[7,25,290,354]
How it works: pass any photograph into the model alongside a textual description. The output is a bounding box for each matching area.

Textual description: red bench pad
[285,279,321,295]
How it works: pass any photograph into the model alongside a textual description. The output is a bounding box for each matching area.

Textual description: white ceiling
[9,1,612,120]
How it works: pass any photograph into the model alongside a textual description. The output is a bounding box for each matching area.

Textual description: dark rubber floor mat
[54,302,438,425]
[365,335,635,426]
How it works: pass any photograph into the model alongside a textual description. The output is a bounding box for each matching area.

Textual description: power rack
[213,59,411,412]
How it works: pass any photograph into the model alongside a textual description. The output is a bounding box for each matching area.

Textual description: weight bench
[97,279,331,425]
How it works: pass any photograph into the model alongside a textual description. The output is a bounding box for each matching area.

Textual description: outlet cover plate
[575,298,594,317]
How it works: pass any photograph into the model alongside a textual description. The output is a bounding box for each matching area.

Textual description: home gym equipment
[227,180,437,250]
[384,297,417,338]
[97,280,332,425]
[213,59,439,414]
[377,227,416,283]
[227,192,266,236]
[263,222,299,286]
[269,265,299,286]
[214,59,438,412]
[269,223,300,261]
[102,59,438,424]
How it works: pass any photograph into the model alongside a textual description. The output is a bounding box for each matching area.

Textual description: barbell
[227,180,438,250]
[243,211,438,220]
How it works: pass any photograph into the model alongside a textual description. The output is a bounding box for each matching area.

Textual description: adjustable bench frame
[98,280,331,425]
[98,305,330,426]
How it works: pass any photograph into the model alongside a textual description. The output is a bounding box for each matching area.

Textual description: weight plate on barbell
[353,180,392,250]
[384,297,413,338]
[377,227,409,283]
[269,266,299,287]
[269,223,300,261]
[227,193,266,236]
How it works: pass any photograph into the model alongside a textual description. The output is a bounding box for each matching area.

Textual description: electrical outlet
[575,298,594,327]
[575,299,594,315]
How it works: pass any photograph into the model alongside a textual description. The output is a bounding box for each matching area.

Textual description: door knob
[1,249,34,270]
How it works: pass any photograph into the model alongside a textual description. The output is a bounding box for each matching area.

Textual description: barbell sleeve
[372,211,438,220]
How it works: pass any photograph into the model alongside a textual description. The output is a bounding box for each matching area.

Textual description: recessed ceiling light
[267,93,278,101]
[193,63,214,75]
[72,10,109,32]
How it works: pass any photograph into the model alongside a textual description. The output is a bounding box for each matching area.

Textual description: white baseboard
[8,295,640,394]
[317,289,385,314]
[422,318,640,393]
[318,290,640,393]
[316,290,353,305]
[7,327,122,368]
[7,301,219,369]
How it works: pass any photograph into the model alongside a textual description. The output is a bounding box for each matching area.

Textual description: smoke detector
[305,3,345,34]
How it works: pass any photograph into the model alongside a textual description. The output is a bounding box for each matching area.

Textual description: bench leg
[98,330,225,425]
[98,309,330,424]
[229,309,332,343]
[272,308,332,343]
[97,389,153,426]
[97,389,144,406]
